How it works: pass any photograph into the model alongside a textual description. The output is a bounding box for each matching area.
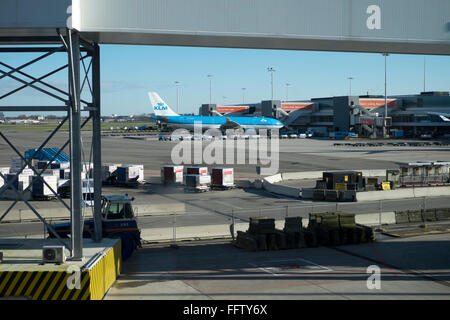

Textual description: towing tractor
[48,194,141,260]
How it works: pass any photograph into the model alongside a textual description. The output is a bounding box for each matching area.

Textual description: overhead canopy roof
[1,0,450,55]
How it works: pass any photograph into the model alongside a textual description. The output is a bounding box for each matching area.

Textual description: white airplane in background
[7,119,40,124]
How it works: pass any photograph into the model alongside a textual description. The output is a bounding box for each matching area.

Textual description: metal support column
[68,30,83,260]
[0,31,101,259]
[91,43,103,242]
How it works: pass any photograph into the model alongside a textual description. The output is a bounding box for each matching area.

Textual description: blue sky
[0,45,448,116]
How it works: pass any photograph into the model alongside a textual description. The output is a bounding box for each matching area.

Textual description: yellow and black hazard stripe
[0,271,91,300]
[0,239,122,300]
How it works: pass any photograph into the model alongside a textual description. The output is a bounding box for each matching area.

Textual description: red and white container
[161,165,184,185]
[211,168,234,187]
[186,166,208,176]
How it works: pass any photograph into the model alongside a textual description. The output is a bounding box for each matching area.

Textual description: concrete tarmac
[1,131,450,300]
[1,131,450,179]
[2,191,450,239]
[1,132,450,239]
[105,233,450,300]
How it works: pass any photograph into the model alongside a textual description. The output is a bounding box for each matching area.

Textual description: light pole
[174,81,179,113]
[347,77,354,96]
[267,67,275,100]
[207,74,213,104]
[285,83,290,101]
[242,88,246,104]
[382,53,389,136]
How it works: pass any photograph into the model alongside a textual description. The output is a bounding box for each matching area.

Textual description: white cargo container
[82,179,95,207]
[161,165,184,185]
[21,174,33,191]
[10,167,33,174]
[186,166,208,176]
[0,167,10,185]
[211,168,235,188]
[185,174,211,192]
[0,167,10,174]
[41,169,60,177]
[186,174,211,186]
[50,162,70,169]
[116,165,144,183]
[5,173,33,192]
[131,164,144,183]
[82,162,93,171]
[37,161,49,170]
[59,169,71,179]
[102,164,120,182]
[0,167,10,188]
[21,168,34,176]
[80,171,88,180]
[81,162,93,178]
[32,175,58,197]
[199,175,211,185]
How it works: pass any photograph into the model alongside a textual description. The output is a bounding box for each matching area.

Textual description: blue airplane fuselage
[152,115,284,131]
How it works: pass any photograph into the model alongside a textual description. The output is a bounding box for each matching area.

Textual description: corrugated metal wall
[1,0,450,54]
[0,0,71,28]
[77,0,450,43]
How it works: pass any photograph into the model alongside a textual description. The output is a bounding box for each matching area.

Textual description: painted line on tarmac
[213,200,244,210]
[249,257,332,277]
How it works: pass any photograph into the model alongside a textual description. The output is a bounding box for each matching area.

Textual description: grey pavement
[106,234,450,300]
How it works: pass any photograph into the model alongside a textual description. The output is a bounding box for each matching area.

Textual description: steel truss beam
[0,28,103,259]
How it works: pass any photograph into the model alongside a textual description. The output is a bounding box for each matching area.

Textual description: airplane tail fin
[148,92,179,116]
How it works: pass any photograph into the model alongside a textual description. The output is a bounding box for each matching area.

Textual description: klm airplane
[149,92,284,132]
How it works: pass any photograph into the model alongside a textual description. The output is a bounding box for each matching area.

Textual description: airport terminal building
[202,92,450,138]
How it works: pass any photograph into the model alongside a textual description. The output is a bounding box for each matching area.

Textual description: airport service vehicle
[333,131,358,139]
[48,195,141,260]
[159,134,183,141]
[420,133,433,139]
[149,92,284,132]
[181,135,193,141]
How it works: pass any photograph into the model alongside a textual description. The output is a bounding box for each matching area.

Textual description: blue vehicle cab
[48,194,141,260]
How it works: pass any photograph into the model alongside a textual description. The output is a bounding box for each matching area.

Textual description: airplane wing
[425,112,450,122]
[220,117,241,130]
